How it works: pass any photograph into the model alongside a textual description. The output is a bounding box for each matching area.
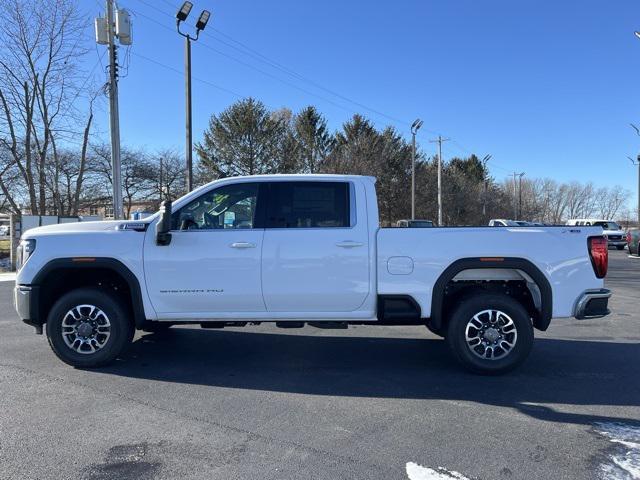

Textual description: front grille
[607,235,622,241]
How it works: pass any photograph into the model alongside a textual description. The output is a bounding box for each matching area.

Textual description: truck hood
[23,220,151,238]
[603,229,625,236]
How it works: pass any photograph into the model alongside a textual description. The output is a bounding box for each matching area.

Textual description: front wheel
[46,288,133,368]
[446,294,533,375]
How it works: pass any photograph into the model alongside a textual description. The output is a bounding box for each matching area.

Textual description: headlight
[16,239,36,270]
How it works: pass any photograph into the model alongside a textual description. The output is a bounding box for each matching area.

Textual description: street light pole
[481,154,492,219]
[176,2,211,193]
[184,35,193,192]
[410,119,423,220]
[627,155,640,224]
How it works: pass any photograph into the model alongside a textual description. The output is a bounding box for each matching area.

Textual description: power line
[127,5,378,120]
[129,0,521,178]
[130,0,441,134]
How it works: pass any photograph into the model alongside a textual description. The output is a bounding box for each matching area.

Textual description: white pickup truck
[14,175,612,374]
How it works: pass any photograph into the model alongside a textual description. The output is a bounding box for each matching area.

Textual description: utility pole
[410,119,423,220]
[518,172,525,219]
[106,0,123,219]
[95,1,131,219]
[430,136,450,226]
[511,172,525,219]
[176,2,211,192]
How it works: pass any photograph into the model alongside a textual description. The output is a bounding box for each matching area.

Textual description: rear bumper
[574,288,611,319]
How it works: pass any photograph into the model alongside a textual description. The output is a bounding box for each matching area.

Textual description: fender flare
[32,257,147,329]
[429,257,553,331]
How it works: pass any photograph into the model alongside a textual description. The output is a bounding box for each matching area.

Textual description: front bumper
[607,240,627,247]
[14,285,32,319]
[574,288,611,319]
[14,285,42,333]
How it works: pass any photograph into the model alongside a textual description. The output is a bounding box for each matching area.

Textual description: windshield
[593,221,620,230]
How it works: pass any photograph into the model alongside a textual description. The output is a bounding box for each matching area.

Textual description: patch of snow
[595,422,640,479]
[406,462,471,480]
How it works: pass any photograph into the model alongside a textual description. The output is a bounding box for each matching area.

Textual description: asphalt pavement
[0,250,638,480]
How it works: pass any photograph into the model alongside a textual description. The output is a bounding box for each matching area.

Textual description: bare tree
[0,0,92,214]
[597,186,629,220]
[93,144,156,218]
[149,149,187,203]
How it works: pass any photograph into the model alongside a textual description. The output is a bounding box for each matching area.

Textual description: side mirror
[156,200,172,246]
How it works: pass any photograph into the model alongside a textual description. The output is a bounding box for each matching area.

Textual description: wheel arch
[31,257,147,329]
[429,257,553,332]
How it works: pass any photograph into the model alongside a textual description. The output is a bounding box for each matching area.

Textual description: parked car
[627,229,640,256]
[566,219,627,250]
[14,174,611,374]
[489,219,520,226]
[396,219,434,228]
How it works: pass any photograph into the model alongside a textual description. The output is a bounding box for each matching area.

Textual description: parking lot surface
[0,250,638,480]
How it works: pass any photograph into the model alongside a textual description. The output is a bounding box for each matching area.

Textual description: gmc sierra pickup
[14,175,612,374]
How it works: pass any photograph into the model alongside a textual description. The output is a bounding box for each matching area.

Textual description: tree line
[0,0,630,224]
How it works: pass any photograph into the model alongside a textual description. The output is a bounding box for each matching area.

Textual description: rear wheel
[46,288,133,368]
[446,294,533,375]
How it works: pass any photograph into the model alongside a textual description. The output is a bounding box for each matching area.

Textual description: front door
[144,182,266,317]
[261,181,371,313]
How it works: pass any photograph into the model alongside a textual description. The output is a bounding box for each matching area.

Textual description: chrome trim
[574,288,611,319]
[14,285,32,320]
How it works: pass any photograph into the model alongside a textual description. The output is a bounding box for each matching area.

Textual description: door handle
[230,242,256,249]
[336,241,364,248]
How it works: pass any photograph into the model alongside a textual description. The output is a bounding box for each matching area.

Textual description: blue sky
[82,0,640,197]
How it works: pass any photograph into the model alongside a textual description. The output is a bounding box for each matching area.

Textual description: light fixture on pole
[176,1,211,193]
[410,119,423,220]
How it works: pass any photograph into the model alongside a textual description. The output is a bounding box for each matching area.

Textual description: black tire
[446,294,534,375]
[45,288,133,368]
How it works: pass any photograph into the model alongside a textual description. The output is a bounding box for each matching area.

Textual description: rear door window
[266,182,350,228]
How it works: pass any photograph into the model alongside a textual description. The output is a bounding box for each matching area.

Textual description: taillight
[588,236,608,278]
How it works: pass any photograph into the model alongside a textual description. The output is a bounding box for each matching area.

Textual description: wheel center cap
[484,327,500,342]
[77,322,94,338]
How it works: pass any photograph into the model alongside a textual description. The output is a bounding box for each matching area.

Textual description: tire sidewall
[46,288,132,368]
[446,294,534,375]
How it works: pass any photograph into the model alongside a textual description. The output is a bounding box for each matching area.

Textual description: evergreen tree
[195,98,287,180]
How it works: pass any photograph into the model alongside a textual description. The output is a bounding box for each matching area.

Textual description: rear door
[261,180,370,313]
